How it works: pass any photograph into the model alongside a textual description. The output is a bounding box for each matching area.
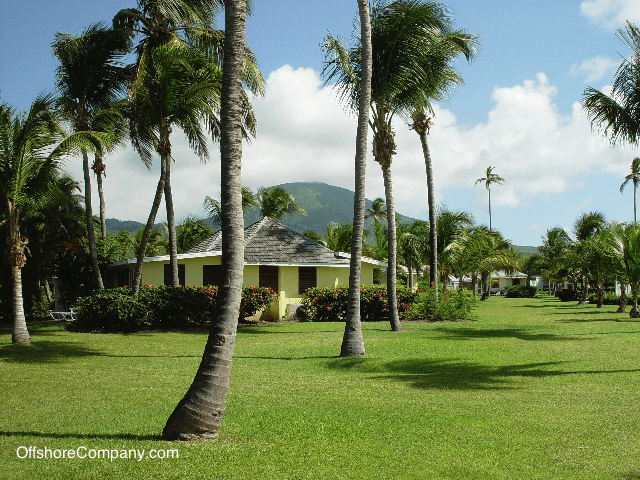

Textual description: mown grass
[1,293,640,479]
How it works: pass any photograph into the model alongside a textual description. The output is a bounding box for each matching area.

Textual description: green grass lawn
[1,294,639,479]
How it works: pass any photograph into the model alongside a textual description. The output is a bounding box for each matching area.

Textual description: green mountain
[106,182,539,251]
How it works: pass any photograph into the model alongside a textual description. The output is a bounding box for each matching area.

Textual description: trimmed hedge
[300,285,417,322]
[504,285,538,298]
[72,285,278,332]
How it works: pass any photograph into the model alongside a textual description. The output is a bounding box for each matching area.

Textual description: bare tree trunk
[164,156,179,287]
[630,284,639,318]
[382,165,402,332]
[488,187,492,231]
[163,0,247,440]
[43,277,52,303]
[11,265,29,344]
[132,150,167,295]
[578,272,588,305]
[617,284,628,313]
[341,0,371,357]
[83,150,103,289]
[418,127,438,303]
[93,154,107,240]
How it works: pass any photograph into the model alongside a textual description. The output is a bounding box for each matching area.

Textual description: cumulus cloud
[580,0,640,29]
[570,55,618,82]
[65,65,637,231]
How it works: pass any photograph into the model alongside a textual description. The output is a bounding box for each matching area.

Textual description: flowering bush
[300,285,417,322]
[405,287,479,321]
[72,285,278,332]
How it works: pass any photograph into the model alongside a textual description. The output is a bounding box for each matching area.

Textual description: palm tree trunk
[341,0,371,357]
[164,156,179,287]
[418,128,438,302]
[630,284,639,318]
[617,284,628,313]
[488,187,492,231]
[131,151,168,296]
[94,154,107,240]
[578,272,588,305]
[634,186,637,224]
[83,150,103,288]
[381,165,403,332]
[11,264,29,345]
[163,0,247,440]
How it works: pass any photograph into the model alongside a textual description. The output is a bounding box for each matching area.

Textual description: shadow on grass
[621,474,640,480]
[431,326,581,342]
[0,431,161,441]
[326,357,640,391]
[235,355,336,360]
[0,341,105,363]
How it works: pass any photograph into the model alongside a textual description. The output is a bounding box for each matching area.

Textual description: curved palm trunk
[83,150,103,288]
[382,165,403,331]
[93,154,107,240]
[417,128,438,301]
[163,0,247,440]
[341,0,371,357]
[131,151,168,295]
[164,156,179,287]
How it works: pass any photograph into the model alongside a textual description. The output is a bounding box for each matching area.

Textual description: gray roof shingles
[184,217,350,265]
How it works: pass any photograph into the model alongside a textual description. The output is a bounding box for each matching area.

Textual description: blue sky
[1,0,640,246]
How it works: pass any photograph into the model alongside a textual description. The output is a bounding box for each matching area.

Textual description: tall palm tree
[116,0,264,293]
[582,22,640,148]
[324,0,466,331]
[203,185,259,226]
[538,226,572,295]
[52,23,131,289]
[162,0,250,441]
[474,166,504,231]
[0,94,82,344]
[606,222,640,317]
[435,206,473,284]
[620,157,640,223]
[176,215,213,253]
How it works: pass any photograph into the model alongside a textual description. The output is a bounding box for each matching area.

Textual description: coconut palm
[582,22,640,148]
[203,186,259,226]
[435,206,473,284]
[116,0,264,292]
[324,0,470,331]
[0,94,85,344]
[605,222,640,317]
[256,187,307,219]
[538,227,572,295]
[162,0,251,441]
[620,157,640,223]
[572,211,606,304]
[176,215,214,253]
[474,166,504,232]
[365,197,387,224]
[52,23,132,289]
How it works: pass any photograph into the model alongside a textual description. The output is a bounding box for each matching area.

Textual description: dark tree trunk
[83,150,103,289]
[163,0,247,440]
[382,164,402,332]
[417,126,438,303]
[617,284,628,313]
[578,272,588,305]
[132,149,168,295]
[164,156,179,287]
[596,282,604,308]
[93,154,107,240]
[341,0,371,357]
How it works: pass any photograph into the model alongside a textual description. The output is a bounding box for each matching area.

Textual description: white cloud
[570,55,618,82]
[580,0,640,29]
[66,65,639,232]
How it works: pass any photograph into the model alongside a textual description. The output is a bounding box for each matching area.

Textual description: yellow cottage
[108,217,386,320]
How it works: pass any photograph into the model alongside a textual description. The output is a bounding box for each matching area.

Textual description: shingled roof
[185,217,352,264]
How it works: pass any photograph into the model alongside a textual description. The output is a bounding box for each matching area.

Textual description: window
[117,268,131,288]
[164,264,185,286]
[298,267,317,295]
[203,265,222,286]
[512,278,521,286]
[259,266,278,291]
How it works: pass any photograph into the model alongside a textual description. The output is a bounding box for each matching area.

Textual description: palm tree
[116,0,264,293]
[256,186,307,219]
[606,223,640,317]
[538,227,572,295]
[0,94,80,344]
[620,157,640,223]
[162,0,250,441]
[474,166,504,231]
[176,215,214,253]
[52,23,131,289]
[203,186,259,226]
[322,222,357,253]
[435,206,473,284]
[582,22,640,147]
[365,197,387,224]
[324,1,468,331]
[572,211,606,304]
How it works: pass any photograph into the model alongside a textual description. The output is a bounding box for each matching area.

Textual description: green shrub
[300,285,417,322]
[73,285,278,332]
[405,287,479,321]
[587,291,620,305]
[557,289,578,302]
[504,285,538,298]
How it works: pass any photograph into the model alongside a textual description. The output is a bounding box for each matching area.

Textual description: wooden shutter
[164,264,185,286]
[203,265,222,286]
[298,267,317,295]
[259,266,278,291]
